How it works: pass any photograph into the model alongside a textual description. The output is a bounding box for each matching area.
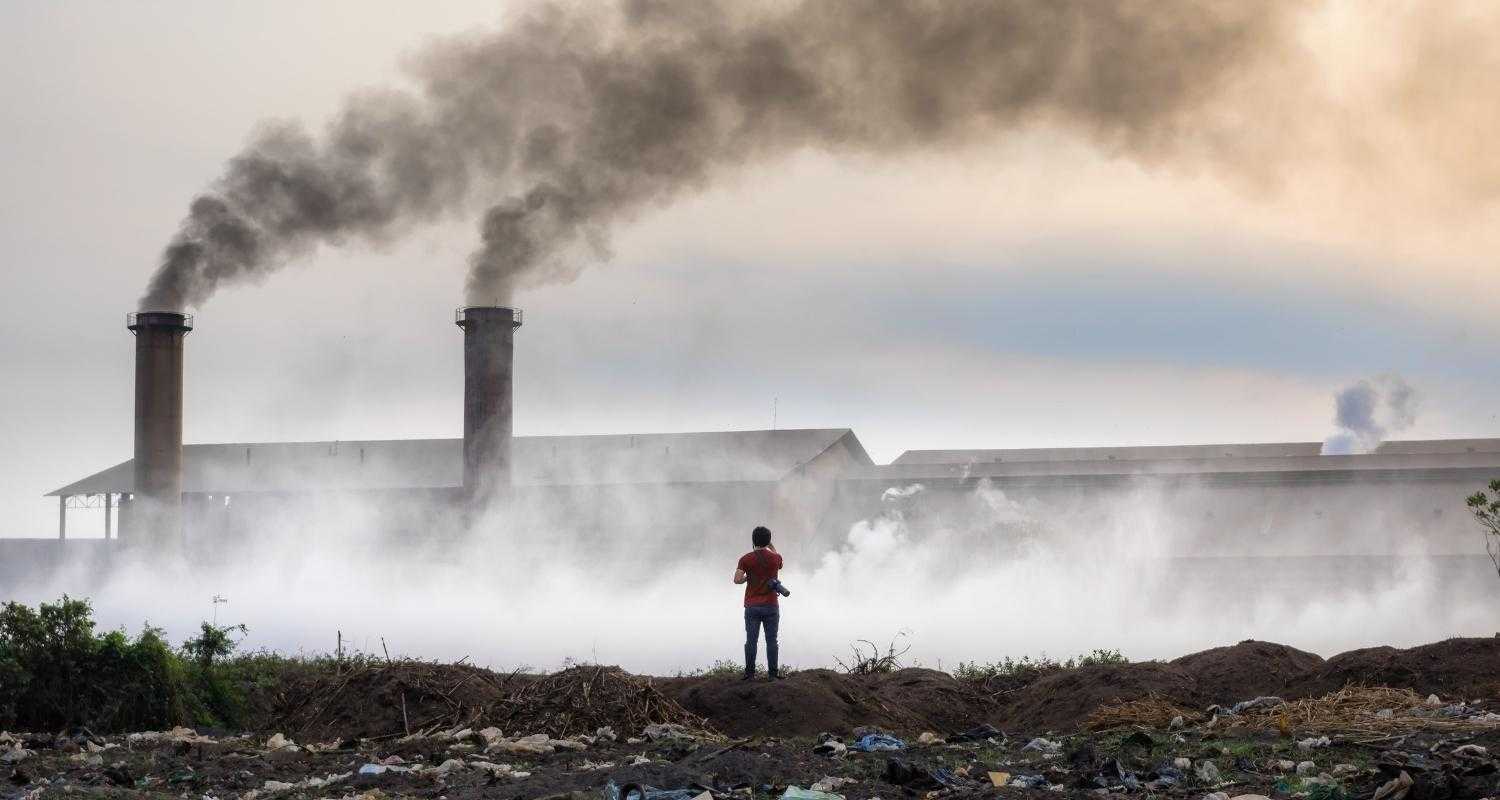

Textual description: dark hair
[752,526,772,547]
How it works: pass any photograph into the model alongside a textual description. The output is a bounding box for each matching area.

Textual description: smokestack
[456,306,522,507]
[126,311,193,547]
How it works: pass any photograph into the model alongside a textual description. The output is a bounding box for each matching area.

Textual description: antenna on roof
[771,397,778,430]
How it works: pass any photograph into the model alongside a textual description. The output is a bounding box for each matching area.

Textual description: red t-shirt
[738,548,784,607]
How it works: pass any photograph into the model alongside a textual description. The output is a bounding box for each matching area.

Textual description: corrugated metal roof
[892,438,1500,466]
[48,428,866,496]
[855,439,1500,483]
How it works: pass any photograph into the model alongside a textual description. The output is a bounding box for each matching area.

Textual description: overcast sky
[3,0,1499,537]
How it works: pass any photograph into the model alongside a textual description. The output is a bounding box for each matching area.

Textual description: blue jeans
[744,604,780,677]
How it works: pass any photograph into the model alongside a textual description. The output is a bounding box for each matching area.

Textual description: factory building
[7,304,1500,589]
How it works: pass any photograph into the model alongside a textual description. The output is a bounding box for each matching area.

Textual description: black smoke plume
[141,0,1300,310]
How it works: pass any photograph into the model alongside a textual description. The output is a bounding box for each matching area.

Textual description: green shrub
[0,597,264,732]
[954,648,1129,681]
[0,596,196,731]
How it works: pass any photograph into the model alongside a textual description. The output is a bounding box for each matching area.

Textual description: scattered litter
[1451,744,1488,757]
[1022,737,1063,754]
[466,759,516,777]
[642,723,698,742]
[1196,761,1221,783]
[1175,757,1193,769]
[850,733,905,752]
[1296,736,1331,751]
[610,782,705,800]
[1371,770,1414,800]
[809,776,856,793]
[812,739,846,757]
[916,731,945,745]
[1202,792,1229,800]
[782,788,844,800]
[1229,697,1285,715]
[1295,761,1317,777]
[432,758,467,775]
[885,758,957,790]
[1,745,34,764]
[1008,774,1049,789]
[949,724,1003,743]
[988,771,1010,787]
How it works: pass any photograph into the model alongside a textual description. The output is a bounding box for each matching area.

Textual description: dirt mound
[263,660,511,741]
[261,662,705,741]
[1297,636,1500,699]
[668,668,995,738]
[994,662,1201,732]
[868,668,1001,733]
[1172,639,1325,704]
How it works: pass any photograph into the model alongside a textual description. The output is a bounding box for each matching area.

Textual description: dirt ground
[4,636,1500,800]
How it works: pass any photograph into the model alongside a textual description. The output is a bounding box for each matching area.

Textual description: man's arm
[733,568,747,584]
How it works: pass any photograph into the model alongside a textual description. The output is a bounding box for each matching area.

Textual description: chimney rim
[127,311,194,333]
[455,305,523,328]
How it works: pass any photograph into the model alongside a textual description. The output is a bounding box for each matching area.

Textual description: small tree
[1467,479,1500,578]
[181,622,247,669]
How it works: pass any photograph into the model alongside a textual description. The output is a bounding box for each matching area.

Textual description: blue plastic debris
[850,733,906,752]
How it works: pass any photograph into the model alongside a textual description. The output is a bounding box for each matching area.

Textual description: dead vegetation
[1234,686,1500,735]
[1084,693,1203,731]
[495,665,711,737]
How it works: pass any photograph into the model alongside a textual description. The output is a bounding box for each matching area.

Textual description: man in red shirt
[734,525,784,681]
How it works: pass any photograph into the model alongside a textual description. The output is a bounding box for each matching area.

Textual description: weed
[834,632,911,675]
[954,648,1129,681]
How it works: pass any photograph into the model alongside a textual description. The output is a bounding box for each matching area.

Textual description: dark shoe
[741,673,754,681]
[767,673,782,681]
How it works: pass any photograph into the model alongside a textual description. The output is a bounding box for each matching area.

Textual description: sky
[3,0,1500,539]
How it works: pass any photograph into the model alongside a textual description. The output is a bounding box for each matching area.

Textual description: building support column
[103,492,113,540]
[58,495,67,540]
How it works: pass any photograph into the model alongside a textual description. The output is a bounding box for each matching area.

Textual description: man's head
[752,526,772,548]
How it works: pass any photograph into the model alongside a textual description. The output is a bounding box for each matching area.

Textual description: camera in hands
[768,578,791,597]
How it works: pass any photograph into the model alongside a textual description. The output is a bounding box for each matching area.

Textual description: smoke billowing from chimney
[1321,374,1419,455]
[141,0,1308,309]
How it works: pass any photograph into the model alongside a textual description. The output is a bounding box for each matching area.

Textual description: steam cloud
[140,0,1305,310]
[1321,374,1420,455]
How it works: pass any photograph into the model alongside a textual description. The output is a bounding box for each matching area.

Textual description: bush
[0,596,193,731]
[0,597,260,732]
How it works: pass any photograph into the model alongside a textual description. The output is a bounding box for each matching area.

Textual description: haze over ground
[2,1,1499,669]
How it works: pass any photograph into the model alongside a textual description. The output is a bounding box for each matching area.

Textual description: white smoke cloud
[9,467,1495,673]
[1321,374,1420,455]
